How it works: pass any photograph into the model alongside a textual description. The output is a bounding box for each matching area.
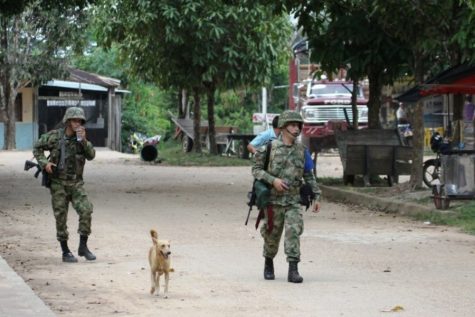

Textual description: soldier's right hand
[273,178,288,192]
[45,162,57,174]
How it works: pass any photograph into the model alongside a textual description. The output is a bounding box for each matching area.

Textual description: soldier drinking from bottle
[33,107,96,263]
[252,110,321,283]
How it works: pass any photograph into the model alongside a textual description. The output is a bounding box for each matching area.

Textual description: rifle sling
[58,130,66,171]
[264,141,271,171]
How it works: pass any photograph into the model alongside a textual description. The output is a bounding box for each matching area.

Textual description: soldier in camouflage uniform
[33,107,96,263]
[252,110,321,283]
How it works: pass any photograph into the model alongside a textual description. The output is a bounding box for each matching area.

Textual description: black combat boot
[60,240,78,263]
[264,257,275,280]
[78,235,96,261]
[288,261,303,283]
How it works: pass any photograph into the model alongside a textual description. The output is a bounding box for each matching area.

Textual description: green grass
[412,202,475,235]
[317,177,344,186]
[156,139,253,167]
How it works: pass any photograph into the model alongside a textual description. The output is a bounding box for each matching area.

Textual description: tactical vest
[48,129,87,181]
[267,139,305,205]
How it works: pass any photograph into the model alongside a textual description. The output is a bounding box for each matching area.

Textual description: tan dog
[148,229,174,297]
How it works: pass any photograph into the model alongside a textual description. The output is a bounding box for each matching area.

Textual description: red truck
[289,55,368,159]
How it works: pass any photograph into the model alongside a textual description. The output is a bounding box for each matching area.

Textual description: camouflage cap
[62,107,86,124]
[278,110,303,128]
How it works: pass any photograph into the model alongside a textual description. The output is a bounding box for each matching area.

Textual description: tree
[95,0,290,154]
[275,0,410,129]
[371,0,475,188]
[71,45,174,150]
[276,0,475,188]
[0,0,94,149]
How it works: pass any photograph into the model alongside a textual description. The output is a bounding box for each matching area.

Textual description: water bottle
[76,127,83,142]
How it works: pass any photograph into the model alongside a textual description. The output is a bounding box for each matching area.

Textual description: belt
[57,174,77,181]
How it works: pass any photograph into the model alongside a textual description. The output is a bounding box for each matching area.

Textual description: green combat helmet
[62,107,86,124]
[278,110,303,128]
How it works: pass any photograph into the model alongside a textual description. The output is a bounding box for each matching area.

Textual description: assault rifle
[245,180,257,225]
[24,160,52,188]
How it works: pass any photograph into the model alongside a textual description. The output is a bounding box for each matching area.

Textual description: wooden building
[0,68,127,151]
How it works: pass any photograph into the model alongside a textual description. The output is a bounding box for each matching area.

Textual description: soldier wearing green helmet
[277,110,303,129]
[33,106,97,263]
[62,106,86,124]
[252,110,321,283]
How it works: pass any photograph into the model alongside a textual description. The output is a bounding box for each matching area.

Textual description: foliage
[95,0,290,90]
[120,81,173,146]
[0,0,94,149]
[71,42,175,150]
[94,0,291,153]
[71,45,128,85]
[369,0,475,188]
[273,0,411,129]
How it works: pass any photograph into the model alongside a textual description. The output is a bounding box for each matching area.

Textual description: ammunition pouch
[254,180,271,210]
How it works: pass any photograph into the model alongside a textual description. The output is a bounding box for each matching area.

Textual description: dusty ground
[1,149,475,317]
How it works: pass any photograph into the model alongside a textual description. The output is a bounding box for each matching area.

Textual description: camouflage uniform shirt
[252,137,320,206]
[33,128,95,181]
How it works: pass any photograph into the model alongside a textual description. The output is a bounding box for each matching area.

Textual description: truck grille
[301,105,368,124]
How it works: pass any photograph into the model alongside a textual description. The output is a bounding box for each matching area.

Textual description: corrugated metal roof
[44,80,108,92]
[68,68,121,88]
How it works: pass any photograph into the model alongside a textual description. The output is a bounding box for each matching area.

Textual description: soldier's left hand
[312,201,321,213]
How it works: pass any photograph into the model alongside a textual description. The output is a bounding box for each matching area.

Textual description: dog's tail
[150,229,158,240]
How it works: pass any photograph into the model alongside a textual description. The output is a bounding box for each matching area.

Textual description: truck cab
[293,77,368,151]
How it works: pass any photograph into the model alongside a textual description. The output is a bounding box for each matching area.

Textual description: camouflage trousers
[49,179,93,241]
[260,204,303,262]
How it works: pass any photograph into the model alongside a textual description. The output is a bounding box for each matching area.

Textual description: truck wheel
[182,136,193,153]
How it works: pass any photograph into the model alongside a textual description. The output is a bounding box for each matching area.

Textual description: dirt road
[1,149,475,317]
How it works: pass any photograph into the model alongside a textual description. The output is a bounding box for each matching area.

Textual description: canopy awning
[420,75,475,96]
[397,64,475,102]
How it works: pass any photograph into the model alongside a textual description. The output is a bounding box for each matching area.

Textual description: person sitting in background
[396,102,409,125]
[464,96,475,122]
[247,115,280,154]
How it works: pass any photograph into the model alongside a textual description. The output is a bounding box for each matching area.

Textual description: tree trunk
[408,49,425,189]
[192,90,202,153]
[0,74,17,151]
[409,101,424,188]
[367,70,382,129]
[0,18,17,150]
[351,80,359,129]
[207,87,217,155]
[179,89,187,119]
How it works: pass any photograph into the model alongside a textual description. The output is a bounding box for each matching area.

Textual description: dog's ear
[150,229,159,245]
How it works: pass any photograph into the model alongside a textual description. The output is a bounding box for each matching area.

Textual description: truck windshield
[310,84,353,97]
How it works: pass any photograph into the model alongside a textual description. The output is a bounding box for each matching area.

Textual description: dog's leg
[156,273,162,294]
[150,271,156,295]
[163,272,169,298]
